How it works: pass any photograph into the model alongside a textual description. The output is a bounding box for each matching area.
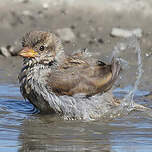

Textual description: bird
[18,30,125,120]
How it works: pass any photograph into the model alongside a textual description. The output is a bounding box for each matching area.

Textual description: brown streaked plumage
[47,57,120,96]
[18,30,121,119]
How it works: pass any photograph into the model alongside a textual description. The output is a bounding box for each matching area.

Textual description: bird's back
[46,55,120,97]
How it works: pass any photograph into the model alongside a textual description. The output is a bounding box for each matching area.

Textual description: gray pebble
[111,28,143,38]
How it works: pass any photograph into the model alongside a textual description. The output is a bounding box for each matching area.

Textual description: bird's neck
[24,58,51,71]
[19,58,53,87]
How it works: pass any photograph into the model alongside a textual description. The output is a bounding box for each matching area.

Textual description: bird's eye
[39,45,45,51]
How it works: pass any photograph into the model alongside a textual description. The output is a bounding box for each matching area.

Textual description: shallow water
[0,36,151,152]
[0,84,152,152]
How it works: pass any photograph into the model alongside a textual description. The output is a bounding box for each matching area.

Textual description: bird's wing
[46,58,120,96]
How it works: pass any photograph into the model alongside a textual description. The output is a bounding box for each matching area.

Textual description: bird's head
[19,31,64,65]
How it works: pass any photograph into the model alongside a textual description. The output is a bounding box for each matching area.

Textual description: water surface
[0,84,152,152]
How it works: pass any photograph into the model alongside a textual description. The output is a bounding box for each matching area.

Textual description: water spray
[112,36,143,109]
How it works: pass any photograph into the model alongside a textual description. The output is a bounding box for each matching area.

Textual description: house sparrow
[18,31,125,120]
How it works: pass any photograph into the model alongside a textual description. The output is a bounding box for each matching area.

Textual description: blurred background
[0,0,152,89]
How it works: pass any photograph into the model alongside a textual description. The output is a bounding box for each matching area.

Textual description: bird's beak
[19,47,38,58]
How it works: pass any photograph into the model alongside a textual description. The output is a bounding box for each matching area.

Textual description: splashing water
[112,36,143,109]
[125,37,143,106]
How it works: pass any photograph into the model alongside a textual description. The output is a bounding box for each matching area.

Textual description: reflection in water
[18,111,152,152]
[19,117,112,152]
